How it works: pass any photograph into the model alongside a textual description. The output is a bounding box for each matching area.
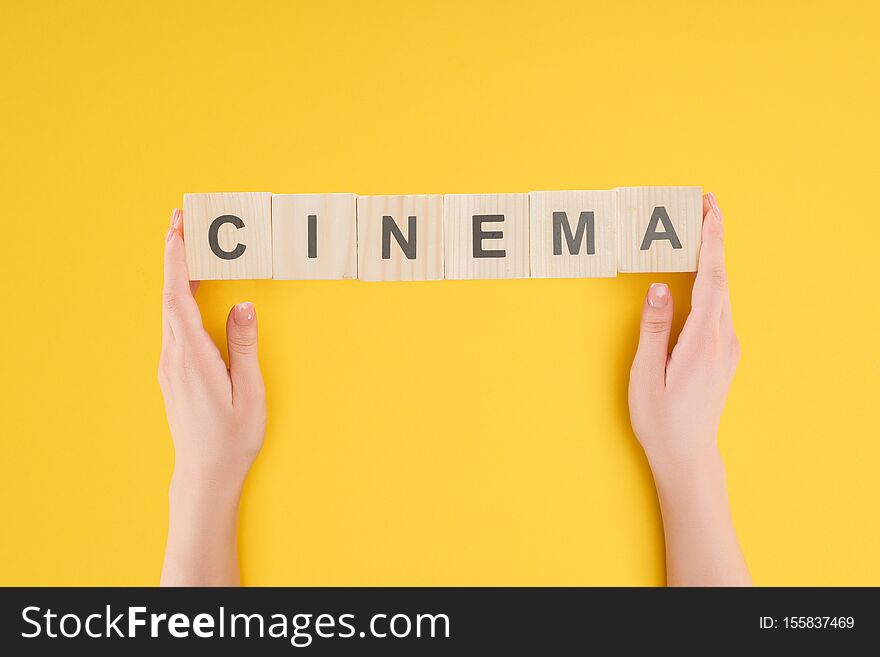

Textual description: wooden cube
[357,195,444,282]
[617,186,702,273]
[183,192,272,280]
[529,190,618,278]
[443,193,529,279]
[272,194,357,280]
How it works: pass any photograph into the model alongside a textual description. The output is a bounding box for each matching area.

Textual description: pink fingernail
[648,283,669,308]
[170,208,182,228]
[165,226,175,242]
[707,192,723,222]
[234,302,255,326]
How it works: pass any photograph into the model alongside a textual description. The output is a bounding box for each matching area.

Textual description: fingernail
[648,283,669,308]
[234,302,255,326]
[707,192,723,222]
[170,208,182,228]
[165,226,175,242]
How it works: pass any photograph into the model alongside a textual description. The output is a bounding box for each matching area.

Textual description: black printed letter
[639,206,682,250]
[208,215,246,260]
[382,215,417,260]
[552,211,595,255]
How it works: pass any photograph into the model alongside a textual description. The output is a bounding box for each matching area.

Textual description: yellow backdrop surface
[1,0,878,585]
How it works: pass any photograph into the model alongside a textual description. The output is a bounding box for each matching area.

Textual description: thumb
[633,283,674,385]
[226,302,264,402]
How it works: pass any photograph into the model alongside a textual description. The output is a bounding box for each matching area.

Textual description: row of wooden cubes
[183,188,702,281]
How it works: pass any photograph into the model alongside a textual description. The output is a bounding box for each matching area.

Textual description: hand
[158,208,266,586]
[629,192,739,471]
[628,192,750,586]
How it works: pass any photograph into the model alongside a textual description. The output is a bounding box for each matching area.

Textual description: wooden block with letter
[617,186,702,273]
[357,195,444,281]
[272,193,357,280]
[183,192,273,280]
[529,190,618,278]
[443,193,529,279]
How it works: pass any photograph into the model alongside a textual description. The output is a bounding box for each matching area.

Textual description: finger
[179,216,201,297]
[690,192,728,324]
[163,208,203,338]
[633,283,674,387]
[226,302,264,405]
[162,210,181,348]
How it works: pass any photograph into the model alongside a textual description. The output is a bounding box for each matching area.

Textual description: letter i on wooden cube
[529,190,618,278]
[357,195,444,281]
[272,194,357,280]
[617,186,702,272]
[183,192,273,280]
[443,194,530,279]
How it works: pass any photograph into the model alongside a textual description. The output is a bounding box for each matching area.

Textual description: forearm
[160,474,243,586]
[649,447,751,587]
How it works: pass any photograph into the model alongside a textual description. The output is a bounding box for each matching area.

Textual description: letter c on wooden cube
[183,192,273,280]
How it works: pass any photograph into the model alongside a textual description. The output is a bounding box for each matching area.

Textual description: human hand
[628,193,739,475]
[158,208,266,585]
[159,207,266,488]
[628,192,750,586]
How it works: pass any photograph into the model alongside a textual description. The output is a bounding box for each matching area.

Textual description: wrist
[645,443,726,494]
[163,465,244,587]
[169,467,245,509]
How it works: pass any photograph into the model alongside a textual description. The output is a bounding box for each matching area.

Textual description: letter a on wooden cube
[529,190,618,278]
[183,192,272,280]
[617,186,702,273]
[443,194,529,279]
[272,194,357,280]
[357,195,444,281]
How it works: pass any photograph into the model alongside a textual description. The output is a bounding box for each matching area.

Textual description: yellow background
[1,0,878,585]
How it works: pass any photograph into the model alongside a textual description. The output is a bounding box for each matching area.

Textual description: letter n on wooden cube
[529,190,617,278]
[357,195,444,281]
[443,194,529,279]
[617,187,702,273]
[183,192,272,280]
[272,194,357,280]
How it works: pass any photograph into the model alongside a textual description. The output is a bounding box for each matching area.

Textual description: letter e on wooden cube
[443,193,529,279]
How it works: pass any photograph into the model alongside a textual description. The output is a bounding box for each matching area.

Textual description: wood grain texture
[529,190,618,278]
[272,194,357,280]
[617,186,702,273]
[357,195,444,282]
[183,192,272,280]
[443,193,529,280]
